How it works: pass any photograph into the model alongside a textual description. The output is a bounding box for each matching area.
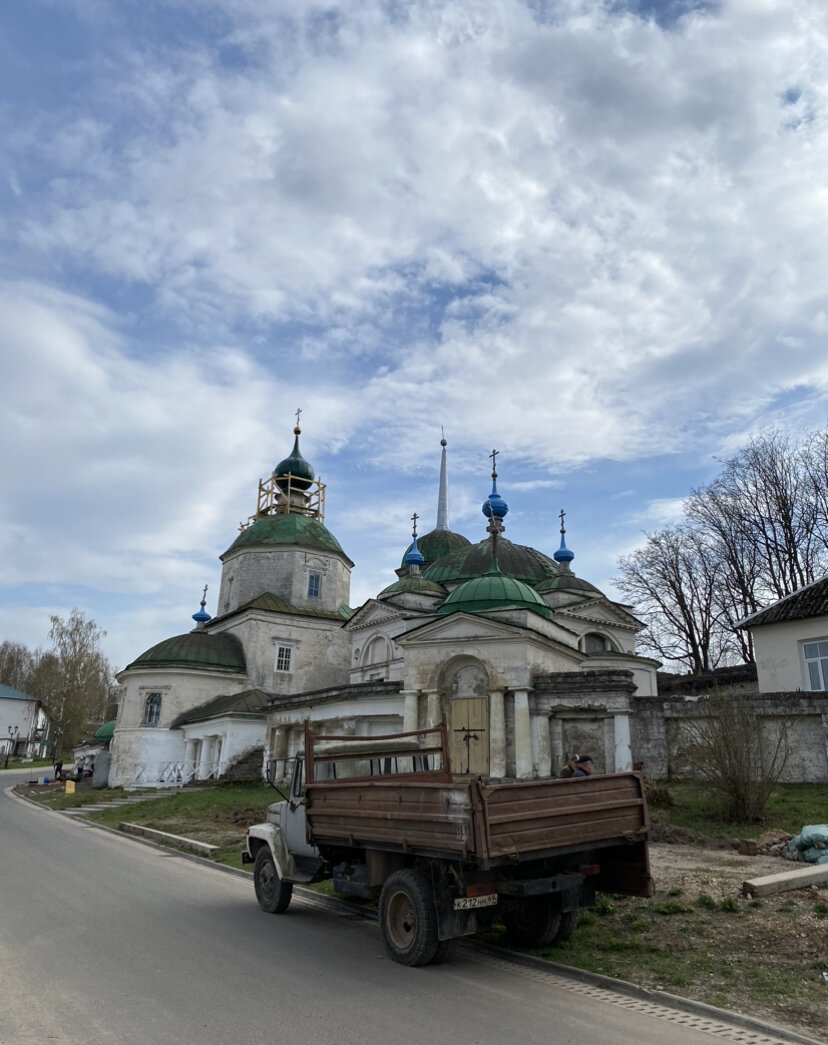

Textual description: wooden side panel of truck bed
[306,772,648,866]
[306,781,481,858]
[480,773,649,859]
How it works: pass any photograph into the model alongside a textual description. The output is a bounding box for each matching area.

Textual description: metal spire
[436,429,450,531]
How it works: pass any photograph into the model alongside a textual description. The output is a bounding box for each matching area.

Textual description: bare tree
[688,429,825,604]
[619,426,828,672]
[680,692,790,822]
[616,526,730,673]
[0,641,37,692]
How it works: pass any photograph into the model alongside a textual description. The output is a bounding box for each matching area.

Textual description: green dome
[126,630,246,673]
[424,537,558,587]
[379,575,447,600]
[400,529,470,569]
[274,430,314,491]
[93,720,116,742]
[224,513,351,562]
[437,562,552,619]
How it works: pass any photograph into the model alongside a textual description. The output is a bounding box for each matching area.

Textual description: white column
[402,689,420,732]
[184,739,198,784]
[400,690,420,770]
[613,714,633,772]
[532,714,551,779]
[424,689,442,770]
[513,689,533,779]
[549,716,564,778]
[489,689,506,779]
[196,739,208,780]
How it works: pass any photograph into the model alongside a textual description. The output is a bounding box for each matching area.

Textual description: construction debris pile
[788,824,828,865]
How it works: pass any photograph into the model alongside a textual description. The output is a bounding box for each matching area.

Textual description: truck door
[450,696,489,775]
[281,757,319,859]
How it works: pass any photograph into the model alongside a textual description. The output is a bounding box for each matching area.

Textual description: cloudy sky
[2,0,827,671]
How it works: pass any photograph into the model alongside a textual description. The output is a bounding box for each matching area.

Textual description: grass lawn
[647,779,828,838]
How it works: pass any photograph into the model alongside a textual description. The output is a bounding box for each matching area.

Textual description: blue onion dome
[192,589,212,624]
[437,560,551,619]
[554,532,574,565]
[399,529,470,570]
[424,537,558,587]
[482,476,508,520]
[274,426,315,492]
[403,536,425,567]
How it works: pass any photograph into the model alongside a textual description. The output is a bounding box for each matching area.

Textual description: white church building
[109,424,658,788]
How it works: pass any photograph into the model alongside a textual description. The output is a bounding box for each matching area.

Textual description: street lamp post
[5,725,19,769]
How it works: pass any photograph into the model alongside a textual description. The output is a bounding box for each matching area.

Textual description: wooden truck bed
[303,726,650,875]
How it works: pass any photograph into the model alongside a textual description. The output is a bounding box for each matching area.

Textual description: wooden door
[449,697,489,775]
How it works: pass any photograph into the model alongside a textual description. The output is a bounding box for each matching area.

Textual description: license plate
[454,893,498,910]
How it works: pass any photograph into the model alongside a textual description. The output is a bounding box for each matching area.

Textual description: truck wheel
[502,896,562,947]
[254,847,293,914]
[554,909,578,943]
[379,869,439,966]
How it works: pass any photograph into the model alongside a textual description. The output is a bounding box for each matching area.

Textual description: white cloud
[3,1,828,665]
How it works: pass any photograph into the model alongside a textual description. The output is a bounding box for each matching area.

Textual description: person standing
[572,755,594,777]
[559,754,579,778]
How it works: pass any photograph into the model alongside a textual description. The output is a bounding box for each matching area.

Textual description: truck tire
[555,909,578,943]
[379,869,440,966]
[254,847,293,914]
[502,896,563,947]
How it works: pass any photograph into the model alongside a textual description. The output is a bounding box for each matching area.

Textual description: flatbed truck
[243,723,651,966]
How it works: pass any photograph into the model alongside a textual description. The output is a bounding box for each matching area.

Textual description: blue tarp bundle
[787,825,828,865]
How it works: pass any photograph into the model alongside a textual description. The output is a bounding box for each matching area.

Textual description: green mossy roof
[171,688,269,728]
[378,575,447,599]
[424,537,558,587]
[211,592,353,623]
[437,564,552,619]
[535,573,603,596]
[92,720,116,741]
[224,513,352,564]
[126,630,247,673]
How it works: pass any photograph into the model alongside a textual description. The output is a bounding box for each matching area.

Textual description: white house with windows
[739,577,828,693]
[109,424,658,788]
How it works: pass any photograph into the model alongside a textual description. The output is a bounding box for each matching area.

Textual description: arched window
[362,636,391,680]
[144,692,162,726]
[583,633,608,654]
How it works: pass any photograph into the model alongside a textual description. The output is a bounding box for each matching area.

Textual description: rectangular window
[802,640,828,690]
[307,572,321,598]
[276,646,293,672]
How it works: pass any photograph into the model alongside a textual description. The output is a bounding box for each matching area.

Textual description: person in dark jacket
[572,755,594,777]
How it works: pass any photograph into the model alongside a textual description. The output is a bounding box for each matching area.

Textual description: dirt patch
[622,842,828,1038]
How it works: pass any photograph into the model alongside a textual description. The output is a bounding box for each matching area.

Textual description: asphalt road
[0,768,807,1045]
